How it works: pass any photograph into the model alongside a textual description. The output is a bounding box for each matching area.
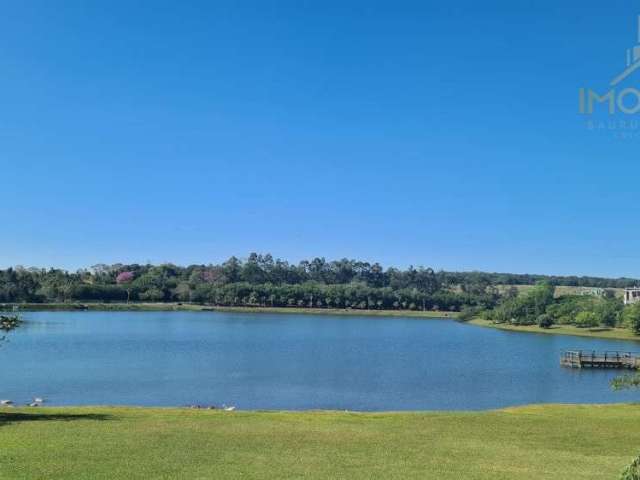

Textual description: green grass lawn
[469,318,640,342]
[1,404,639,479]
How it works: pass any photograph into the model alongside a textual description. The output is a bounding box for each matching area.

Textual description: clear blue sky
[1,0,639,276]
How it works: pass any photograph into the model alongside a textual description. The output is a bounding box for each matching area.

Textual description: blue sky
[1,0,640,276]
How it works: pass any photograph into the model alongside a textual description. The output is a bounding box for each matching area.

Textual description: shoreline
[469,318,640,342]
[0,400,637,412]
[1,302,457,318]
[6,303,640,341]
[0,401,638,414]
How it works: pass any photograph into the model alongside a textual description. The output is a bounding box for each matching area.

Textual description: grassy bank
[1,302,457,318]
[470,318,640,342]
[496,284,626,299]
[0,404,639,479]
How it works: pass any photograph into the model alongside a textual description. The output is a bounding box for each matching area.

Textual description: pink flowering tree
[116,271,135,303]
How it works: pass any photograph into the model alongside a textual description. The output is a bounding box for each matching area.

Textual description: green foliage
[488,282,555,326]
[529,282,555,313]
[546,295,596,325]
[623,304,640,335]
[138,288,165,302]
[440,271,640,289]
[458,306,481,322]
[483,283,640,334]
[0,314,21,331]
[611,373,640,391]
[620,455,640,480]
[536,314,554,329]
[594,298,623,327]
[0,257,500,313]
[574,311,599,328]
[0,314,21,347]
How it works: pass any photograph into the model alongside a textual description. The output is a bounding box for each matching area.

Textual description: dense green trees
[574,311,599,328]
[483,282,556,325]
[3,256,640,322]
[536,314,554,329]
[482,282,639,333]
[622,304,640,335]
[0,255,497,312]
[438,271,640,289]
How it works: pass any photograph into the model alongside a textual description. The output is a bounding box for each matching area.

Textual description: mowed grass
[1,404,640,479]
[469,318,640,342]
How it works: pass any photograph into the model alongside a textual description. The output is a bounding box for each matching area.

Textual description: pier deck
[561,350,640,369]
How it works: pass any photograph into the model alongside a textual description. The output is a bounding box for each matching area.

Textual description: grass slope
[470,318,640,342]
[1,404,639,479]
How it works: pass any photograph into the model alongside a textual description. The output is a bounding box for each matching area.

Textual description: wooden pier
[560,350,640,370]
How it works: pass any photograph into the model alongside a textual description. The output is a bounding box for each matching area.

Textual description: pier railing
[560,350,640,369]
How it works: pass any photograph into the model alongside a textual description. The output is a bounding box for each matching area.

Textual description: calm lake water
[2,311,639,410]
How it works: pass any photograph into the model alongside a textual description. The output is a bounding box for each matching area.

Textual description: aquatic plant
[0,314,21,332]
[0,314,21,347]
[620,455,640,480]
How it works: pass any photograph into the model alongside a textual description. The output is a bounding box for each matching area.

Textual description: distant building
[624,288,640,305]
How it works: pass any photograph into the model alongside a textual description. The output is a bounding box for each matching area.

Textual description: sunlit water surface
[1,311,638,410]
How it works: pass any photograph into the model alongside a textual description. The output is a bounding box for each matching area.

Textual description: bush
[0,314,21,332]
[623,304,640,335]
[139,288,165,302]
[458,307,480,322]
[574,311,599,328]
[594,298,623,327]
[537,314,554,329]
[620,455,640,480]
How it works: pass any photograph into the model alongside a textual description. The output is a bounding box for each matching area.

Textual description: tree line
[0,253,638,312]
[479,282,640,335]
[0,254,495,311]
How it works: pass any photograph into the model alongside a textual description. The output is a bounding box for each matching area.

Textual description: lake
[2,311,639,410]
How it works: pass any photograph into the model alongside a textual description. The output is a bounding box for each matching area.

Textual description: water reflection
[0,311,638,410]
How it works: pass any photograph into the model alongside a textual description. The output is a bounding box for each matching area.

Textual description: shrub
[0,314,21,348]
[537,314,554,329]
[623,304,640,335]
[620,455,640,480]
[458,307,480,322]
[594,298,623,327]
[139,288,165,302]
[574,311,599,328]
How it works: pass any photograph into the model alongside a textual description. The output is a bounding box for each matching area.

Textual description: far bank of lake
[469,318,640,342]
[1,302,456,318]
[4,303,639,342]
